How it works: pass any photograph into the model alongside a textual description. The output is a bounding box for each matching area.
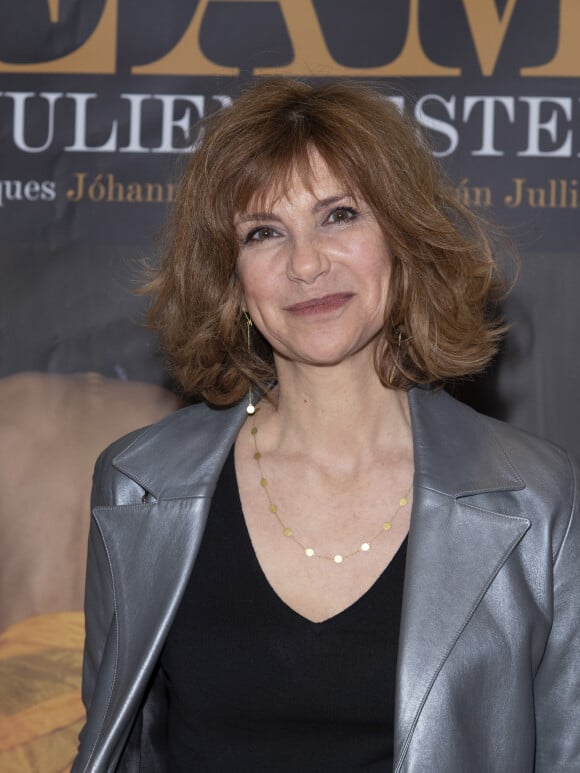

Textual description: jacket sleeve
[82,450,117,709]
[73,447,118,772]
[533,451,580,771]
[73,429,147,772]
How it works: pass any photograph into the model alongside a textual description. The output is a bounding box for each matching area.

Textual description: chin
[275,340,376,369]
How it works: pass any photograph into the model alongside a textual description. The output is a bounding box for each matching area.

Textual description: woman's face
[235,150,392,372]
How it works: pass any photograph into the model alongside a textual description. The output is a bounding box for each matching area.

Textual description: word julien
[1,92,580,158]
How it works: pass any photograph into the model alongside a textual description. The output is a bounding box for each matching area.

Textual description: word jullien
[504,177,579,209]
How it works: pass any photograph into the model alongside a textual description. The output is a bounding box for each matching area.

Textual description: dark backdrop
[1,0,579,454]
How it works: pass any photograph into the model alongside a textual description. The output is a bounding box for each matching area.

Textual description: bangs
[230,139,357,218]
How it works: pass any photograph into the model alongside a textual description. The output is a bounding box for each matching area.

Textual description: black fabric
[160,448,407,772]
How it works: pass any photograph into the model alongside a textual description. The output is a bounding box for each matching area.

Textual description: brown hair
[146,79,508,405]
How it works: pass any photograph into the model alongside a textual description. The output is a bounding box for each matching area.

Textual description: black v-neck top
[159,448,407,772]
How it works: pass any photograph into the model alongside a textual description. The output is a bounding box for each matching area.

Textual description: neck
[259,357,412,465]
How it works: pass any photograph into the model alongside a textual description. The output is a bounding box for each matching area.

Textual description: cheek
[237,264,275,315]
[363,240,391,282]
[367,251,392,316]
[236,259,256,299]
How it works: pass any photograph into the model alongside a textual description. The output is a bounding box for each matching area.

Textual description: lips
[284,293,354,314]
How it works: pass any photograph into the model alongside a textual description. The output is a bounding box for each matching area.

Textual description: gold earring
[243,309,256,415]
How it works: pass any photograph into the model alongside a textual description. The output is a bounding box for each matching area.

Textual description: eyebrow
[235,211,283,225]
[235,193,352,225]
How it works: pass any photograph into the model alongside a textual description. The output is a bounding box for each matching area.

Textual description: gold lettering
[255,0,459,77]
[569,179,578,208]
[126,183,144,203]
[143,182,176,203]
[145,183,164,203]
[67,173,87,202]
[106,174,124,202]
[551,178,579,208]
[134,0,458,78]
[456,178,492,207]
[503,178,580,208]
[1,1,572,79]
[522,0,580,76]
[460,0,517,76]
[528,186,547,207]
[472,185,491,207]
[48,0,60,23]
[66,173,177,203]
[133,0,238,76]
[0,0,117,74]
[504,178,524,208]
[87,174,106,202]
[165,183,176,203]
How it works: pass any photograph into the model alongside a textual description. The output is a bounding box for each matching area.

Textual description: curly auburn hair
[145,78,508,405]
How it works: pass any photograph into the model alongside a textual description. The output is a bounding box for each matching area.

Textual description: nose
[287,234,330,284]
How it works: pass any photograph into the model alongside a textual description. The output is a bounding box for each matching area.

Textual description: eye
[243,226,278,244]
[326,206,358,225]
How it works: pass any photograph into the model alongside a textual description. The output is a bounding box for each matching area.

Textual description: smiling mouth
[285,293,354,314]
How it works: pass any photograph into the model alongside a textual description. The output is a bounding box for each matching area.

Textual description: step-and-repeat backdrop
[1,1,579,766]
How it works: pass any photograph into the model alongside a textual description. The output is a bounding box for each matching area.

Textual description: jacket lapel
[90,498,208,762]
[393,389,530,772]
[88,401,248,761]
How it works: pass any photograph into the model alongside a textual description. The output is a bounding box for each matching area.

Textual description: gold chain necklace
[249,411,411,565]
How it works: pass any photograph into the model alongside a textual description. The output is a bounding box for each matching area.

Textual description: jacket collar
[409,386,524,497]
[112,399,248,501]
[111,386,524,502]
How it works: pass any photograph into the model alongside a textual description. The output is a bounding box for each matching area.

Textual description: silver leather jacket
[73,388,580,772]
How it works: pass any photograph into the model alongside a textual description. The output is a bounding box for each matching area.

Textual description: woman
[73,80,580,772]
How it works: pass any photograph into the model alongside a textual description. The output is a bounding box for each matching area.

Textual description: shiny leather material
[73,388,580,772]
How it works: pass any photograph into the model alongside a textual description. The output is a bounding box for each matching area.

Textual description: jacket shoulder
[437,387,574,484]
[459,397,578,551]
[414,388,576,534]
[91,400,247,506]
[483,409,575,489]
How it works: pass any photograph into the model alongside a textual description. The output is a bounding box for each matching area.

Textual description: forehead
[237,148,354,215]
